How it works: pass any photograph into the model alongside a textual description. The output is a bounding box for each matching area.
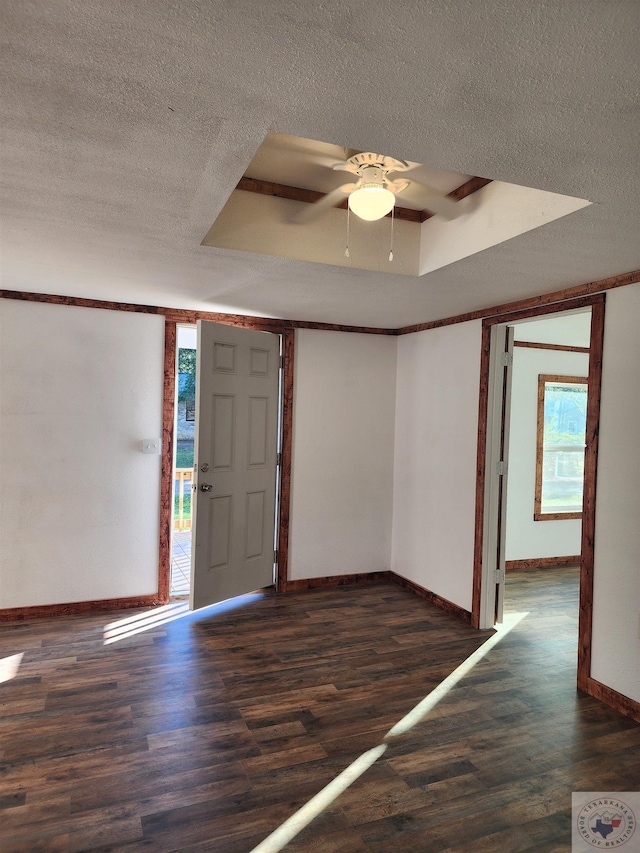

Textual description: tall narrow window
[534,375,588,521]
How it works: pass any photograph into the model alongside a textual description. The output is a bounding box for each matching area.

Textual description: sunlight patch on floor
[0,652,24,684]
[102,592,268,644]
[249,611,529,853]
[385,610,529,739]
[103,602,190,644]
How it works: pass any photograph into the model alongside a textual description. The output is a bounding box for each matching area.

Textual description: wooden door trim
[158,319,177,604]
[160,321,295,604]
[472,293,609,704]
[505,555,581,570]
[513,340,590,354]
[276,330,295,592]
[577,299,605,690]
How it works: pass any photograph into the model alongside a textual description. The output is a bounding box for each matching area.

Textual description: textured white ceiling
[1,1,639,328]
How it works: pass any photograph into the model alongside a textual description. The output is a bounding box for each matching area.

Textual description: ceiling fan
[292,152,463,224]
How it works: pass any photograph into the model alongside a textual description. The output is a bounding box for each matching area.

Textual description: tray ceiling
[1,2,639,327]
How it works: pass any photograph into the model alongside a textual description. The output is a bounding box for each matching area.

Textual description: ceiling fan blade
[408,180,462,220]
[290,184,356,224]
[331,161,358,175]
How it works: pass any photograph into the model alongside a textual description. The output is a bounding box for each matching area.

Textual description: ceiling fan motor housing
[359,165,386,189]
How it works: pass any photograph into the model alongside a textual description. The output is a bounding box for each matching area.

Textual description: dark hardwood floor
[1,567,638,852]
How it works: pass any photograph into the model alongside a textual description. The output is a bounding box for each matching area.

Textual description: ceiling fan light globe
[348,185,395,221]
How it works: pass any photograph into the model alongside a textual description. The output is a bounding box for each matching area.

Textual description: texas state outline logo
[574,795,636,848]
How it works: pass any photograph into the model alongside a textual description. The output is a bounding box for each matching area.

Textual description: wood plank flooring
[1,567,638,852]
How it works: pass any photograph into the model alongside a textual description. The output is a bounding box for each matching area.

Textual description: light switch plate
[141,438,161,455]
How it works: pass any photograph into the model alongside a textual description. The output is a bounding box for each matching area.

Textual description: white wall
[2,290,637,707]
[0,300,164,607]
[288,329,397,580]
[591,284,640,702]
[391,321,482,612]
[512,311,591,348]
[505,346,589,561]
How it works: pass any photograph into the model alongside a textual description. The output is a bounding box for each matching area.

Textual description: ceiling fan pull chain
[345,206,351,259]
[389,206,394,262]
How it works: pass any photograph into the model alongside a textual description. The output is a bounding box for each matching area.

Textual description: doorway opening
[501,309,591,645]
[161,322,293,608]
[504,308,591,570]
[170,324,197,597]
[475,294,605,692]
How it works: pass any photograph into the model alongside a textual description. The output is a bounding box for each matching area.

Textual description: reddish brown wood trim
[284,572,392,592]
[472,293,604,636]
[584,677,640,724]
[537,372,588,382]
[505,556,581,570]
[163,310,284,331]
[390,573,473,625]
[534,511,582,521]
[397,270,638,335]
[0,289,162,314]
[159,320,176,604]
[2,270,637,337]
[577,299,605,690]
[0,290,397,336]
[163,309,397,335]
[163,311,397,335]
[514,341,590,354]
[276,330,295,592]
[484,294,605,329]
[237,177,334,207]
[471,323,493,629]
[0,595,164,622]
[285,321,395,334]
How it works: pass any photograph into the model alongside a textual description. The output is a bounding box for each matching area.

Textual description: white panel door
[495,325,515,624]
[190,322,280,610]
[480,323,514,628]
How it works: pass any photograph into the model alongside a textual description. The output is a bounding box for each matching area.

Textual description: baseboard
[582,676,640,724]
[283,571,392,592]
[505,555,581,571]
[284,570,473,626]
[389,572,473,625]
[0,594,165,622]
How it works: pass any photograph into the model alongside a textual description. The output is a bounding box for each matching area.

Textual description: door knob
[200,483,213,492]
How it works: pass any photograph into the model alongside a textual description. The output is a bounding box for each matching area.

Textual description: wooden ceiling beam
[420,176,493,222]
[235,175,492,224]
